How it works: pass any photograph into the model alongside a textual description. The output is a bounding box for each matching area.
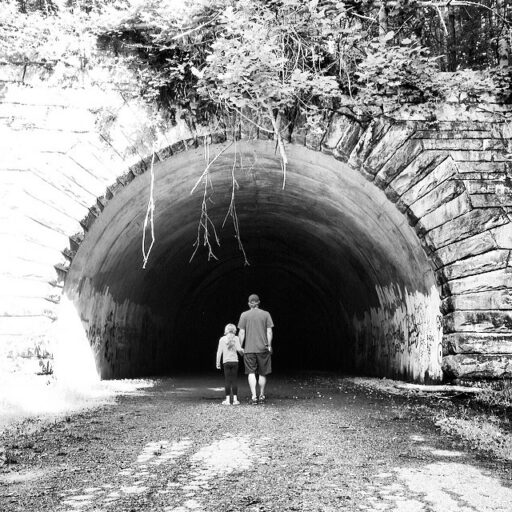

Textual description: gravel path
[1,373,512,511]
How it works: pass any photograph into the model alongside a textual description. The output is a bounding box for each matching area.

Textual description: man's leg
[248,373,257,400]
[259,375,267,398]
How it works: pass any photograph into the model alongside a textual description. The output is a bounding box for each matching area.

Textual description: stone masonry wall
[1,59,511,380]
[0,61,189,377]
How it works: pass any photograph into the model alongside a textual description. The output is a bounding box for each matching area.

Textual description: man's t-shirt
[238,308,274,353]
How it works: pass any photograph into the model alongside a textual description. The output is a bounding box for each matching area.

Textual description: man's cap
[248,294,260,304]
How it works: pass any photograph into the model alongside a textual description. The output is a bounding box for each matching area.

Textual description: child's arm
[235,336,244,355]
[216,339,223,369]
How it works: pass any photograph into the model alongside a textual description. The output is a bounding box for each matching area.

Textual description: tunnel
[63,140,444,383]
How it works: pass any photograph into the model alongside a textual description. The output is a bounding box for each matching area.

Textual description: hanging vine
[3,0,512,265]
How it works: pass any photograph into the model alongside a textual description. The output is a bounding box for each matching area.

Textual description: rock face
[1,61,511,382]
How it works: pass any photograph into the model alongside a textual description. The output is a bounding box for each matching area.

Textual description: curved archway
[64,139,443,382]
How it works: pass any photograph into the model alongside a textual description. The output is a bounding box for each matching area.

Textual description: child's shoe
[232,396,240,405]
[221,399,231,405]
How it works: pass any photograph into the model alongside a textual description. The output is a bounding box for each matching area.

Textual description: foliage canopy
[2,0,512,123]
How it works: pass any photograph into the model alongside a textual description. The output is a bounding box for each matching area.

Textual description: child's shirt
[216,335,242,366]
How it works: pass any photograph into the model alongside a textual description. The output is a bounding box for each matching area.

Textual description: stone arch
[1,63,511,382]
[61,112,474,383]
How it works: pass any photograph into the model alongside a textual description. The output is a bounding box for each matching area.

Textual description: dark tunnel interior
[64,141,444,382]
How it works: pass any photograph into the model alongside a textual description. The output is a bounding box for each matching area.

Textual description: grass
[350,377,512,463]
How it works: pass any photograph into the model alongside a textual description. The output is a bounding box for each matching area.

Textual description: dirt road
[1,374,512,511]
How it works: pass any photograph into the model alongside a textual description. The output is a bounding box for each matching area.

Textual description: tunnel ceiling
[67,141,436,313]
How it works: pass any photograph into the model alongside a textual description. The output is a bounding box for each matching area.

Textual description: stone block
[116,170,136,187]
[362,123,416,175]
[470,193,512,207]
[45,106,96,133]
[0,125,80,153]
[348,118,391,169]
[305,126,327,151]
[419,193,472,231]
[465,178,512,194]
[321,113,355,152]
[62,247,75,261]
[105,180,124,200]
[409,179,466,219]
[435,231,497,266]
[129,160,148,177]
[401,157,458,206]
[450,150,508,162]
[445,268,512,296]
[426,208,508,248]
[0,277,55,301]
[80,206,100,232]
[442,250,510,281]
[23,196,79,237]
[289,113,307,145]
[0,297,54,317]
[443,310,512,333]
[433,121,495,131]
[443,289,512,312]
[66,141,123,184]
[413,130,493,140]
[461,172,508,180]
[1,256,59,282]
[490,223,512,249]
[422,139,505,151]
[96,196,107,212]
[69,232,84,253]
[456,161,512,174]
[444,332,512,355]
[2,213,70,252]
[443,354,512,379]
[373,139,423,186]
[333,122,364,162]
[24,173,88,222]
[30,161,97,207]
[0,316,52,336]
[0,103,95,132]
[388,151,448,197]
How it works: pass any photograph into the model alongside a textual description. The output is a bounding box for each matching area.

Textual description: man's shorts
[244,352,272,376]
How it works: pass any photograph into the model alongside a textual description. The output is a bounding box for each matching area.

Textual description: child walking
[216,323,244,405]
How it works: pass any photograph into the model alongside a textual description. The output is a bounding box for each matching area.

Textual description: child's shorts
[244,352,272,376]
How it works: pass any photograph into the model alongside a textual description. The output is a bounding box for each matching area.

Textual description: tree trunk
[379,3,388,41]
[448,6,457,71]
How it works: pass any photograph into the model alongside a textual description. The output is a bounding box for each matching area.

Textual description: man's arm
[267,328,273,353]
[239,329,245,347]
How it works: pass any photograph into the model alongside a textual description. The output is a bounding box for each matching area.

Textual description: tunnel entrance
[64,140,443,382]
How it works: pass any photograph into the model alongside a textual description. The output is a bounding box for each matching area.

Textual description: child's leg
[223,365,232,399]
[224,363,238,402]
[231,363,239,397]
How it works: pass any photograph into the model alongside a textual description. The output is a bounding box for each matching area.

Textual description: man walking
[238,294,274,404]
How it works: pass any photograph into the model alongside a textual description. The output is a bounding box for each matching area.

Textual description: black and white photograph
[1,1,512,510]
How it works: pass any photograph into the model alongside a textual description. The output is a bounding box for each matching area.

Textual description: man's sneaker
[232,399,240,405]
[259,395,266,403]
[221,399,231,405]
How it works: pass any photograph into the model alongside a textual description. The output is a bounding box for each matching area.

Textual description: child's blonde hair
[224,324,237,350]
[224,323,237,335]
